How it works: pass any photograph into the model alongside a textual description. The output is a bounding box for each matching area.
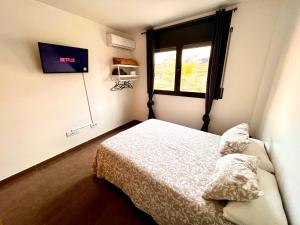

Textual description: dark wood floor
[0,121,157,225]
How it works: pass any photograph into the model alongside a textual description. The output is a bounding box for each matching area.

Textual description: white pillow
[202,154,263,201]
[243,138,274,173]
[223,169,288,225]
[219,123,250,155]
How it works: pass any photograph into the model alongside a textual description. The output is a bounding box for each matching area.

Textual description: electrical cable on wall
[65,73,97,137]
[81,72,95,125]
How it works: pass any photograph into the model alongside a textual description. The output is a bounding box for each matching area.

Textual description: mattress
[93,119,233,225]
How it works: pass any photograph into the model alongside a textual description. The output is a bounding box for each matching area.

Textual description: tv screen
[38,42,88,73]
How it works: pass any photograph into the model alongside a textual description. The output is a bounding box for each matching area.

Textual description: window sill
[154,90,206,98]
[153,90,223,99]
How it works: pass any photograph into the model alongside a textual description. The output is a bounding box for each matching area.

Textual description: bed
[93,119,233,225]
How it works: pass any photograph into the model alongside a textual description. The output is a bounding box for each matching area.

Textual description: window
[149,12,232,99]
[180,45,211,93]
[154,49,176,91]
[152,16,216,98]
[154,44,211,98]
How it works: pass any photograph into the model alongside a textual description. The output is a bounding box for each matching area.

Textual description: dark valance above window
[154,16,215,49]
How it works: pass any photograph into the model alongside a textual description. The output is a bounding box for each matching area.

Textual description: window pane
[154,50,176,91]
[180,45,211,93]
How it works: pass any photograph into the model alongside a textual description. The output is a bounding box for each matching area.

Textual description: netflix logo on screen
[38,42,88,73]
[59,57,76,63]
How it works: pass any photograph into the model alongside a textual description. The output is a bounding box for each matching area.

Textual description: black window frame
[154,42,212,98]
[152,15,224,99]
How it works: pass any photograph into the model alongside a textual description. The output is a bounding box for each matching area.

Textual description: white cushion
[202,154,263,201]
[223,169,288,225]
[243,138,274,173]
[219,123,250,155]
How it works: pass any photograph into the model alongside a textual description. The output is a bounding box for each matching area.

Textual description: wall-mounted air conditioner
[107,33,135,51]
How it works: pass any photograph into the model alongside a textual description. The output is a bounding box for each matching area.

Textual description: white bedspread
[94,119,233,225]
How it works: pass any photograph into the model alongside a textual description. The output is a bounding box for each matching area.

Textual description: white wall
[249,0,296,136]
[132,0,282,135]
[0,0,134,180]
[256,0,300,223]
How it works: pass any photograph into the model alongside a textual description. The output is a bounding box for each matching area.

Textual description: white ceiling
[37,0,238,32]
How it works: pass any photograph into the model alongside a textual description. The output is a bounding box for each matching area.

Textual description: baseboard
[0,120,141,186]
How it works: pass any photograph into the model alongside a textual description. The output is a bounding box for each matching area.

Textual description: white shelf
[112,64,139,68]
[111,75,139,81]
[111,63,140,81]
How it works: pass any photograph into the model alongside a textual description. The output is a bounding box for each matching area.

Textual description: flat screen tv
[38,42,88,73]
